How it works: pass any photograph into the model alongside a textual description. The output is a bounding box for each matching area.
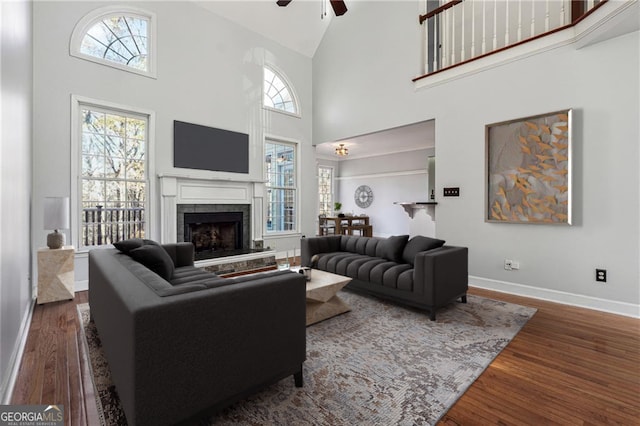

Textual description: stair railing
[417,0,607,79]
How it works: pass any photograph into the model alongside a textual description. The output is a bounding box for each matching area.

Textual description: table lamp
[44,197,70,249]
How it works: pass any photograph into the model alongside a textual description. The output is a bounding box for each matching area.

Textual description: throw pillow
[383,235,409,263]
[113,238,161,254]
[113,238,145,254]
[402,236,446,266]
[129,244,175,281]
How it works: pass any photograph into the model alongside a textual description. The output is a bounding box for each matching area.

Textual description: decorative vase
[47,230,65,249]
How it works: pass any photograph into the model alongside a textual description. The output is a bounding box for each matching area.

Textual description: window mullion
[79,105,147,247]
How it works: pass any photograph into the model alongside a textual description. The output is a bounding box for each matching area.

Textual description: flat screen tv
[173,120,249,173]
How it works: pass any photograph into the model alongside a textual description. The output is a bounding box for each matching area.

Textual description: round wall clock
[354,185,374,208]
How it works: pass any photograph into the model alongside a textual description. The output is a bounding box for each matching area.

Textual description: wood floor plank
[67,324,84,426]
[441,288,640,425]
[9,288,640,426]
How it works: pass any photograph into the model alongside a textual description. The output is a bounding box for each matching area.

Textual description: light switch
[443,187,460,197]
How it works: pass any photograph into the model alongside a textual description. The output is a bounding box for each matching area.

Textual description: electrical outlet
[504,259,513,271]
[596,269,607,283]
[511,260,520,270]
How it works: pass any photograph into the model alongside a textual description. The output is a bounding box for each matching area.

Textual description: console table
[320,216,372,236]
[37,246,75,304]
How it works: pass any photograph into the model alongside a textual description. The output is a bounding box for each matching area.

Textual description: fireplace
[184,212,242,254]
[177,204,252,261]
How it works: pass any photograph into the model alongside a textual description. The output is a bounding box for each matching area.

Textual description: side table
[37,246,75,304]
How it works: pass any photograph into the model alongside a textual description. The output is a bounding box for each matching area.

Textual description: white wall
[0,0,33,402]
[337,149,435,238]
[313,1,639,315]
[32,1,314,281]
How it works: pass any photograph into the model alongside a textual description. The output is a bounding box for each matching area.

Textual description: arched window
[263,66,299,116]
[70,6,156,78]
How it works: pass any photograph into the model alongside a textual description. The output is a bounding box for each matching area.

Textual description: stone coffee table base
[303,269,352,326]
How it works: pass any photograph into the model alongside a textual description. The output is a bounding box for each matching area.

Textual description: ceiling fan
[276,0,348,17]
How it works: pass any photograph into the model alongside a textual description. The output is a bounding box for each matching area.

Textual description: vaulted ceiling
[196,0,336,57]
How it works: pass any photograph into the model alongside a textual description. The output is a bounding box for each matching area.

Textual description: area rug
[78,291,536,426]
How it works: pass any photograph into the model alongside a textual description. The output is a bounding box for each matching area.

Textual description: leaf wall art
[485,109,572,225]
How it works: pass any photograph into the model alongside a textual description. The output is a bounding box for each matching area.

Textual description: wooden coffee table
[299,268,352,326]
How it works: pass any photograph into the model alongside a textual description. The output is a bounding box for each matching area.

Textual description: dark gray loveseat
[89,241,306,426]
[301,235,468,320]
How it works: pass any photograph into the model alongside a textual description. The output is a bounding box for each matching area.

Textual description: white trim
[336,169,427,181]
[70,94,156,252]
[158,171,266,184]
[573,0,639,49]
[415,28,574,90]
[263,64,301,118]
[75,279,89,293]
[315,146,433,162]
[1,299,35,404]
[69,5,157,79]
[317,164,335,216]
[263,105,301,119]
[469,275,640,318]
[264,136,300,235]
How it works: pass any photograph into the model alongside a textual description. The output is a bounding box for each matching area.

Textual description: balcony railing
[83,205,145,246]
[416,0,607,78]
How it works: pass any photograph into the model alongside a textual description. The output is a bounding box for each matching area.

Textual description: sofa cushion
[383,235,409,263]
[356,258,388,282]
[129,244,175,280]
[370,261,402,285]
[170,266,220,286]
[335,254,370,276]
[402,236,446,266]
[322,252,361,274]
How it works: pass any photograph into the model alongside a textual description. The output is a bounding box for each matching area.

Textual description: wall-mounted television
[173,120,249,174]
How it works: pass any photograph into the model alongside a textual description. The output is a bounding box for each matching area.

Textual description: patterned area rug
[78,291,536,425]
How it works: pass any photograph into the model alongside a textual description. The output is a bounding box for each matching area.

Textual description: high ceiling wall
[313,1,640,315]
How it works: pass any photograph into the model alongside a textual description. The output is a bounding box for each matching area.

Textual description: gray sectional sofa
[89,240,306,426]
[301,234,468,320]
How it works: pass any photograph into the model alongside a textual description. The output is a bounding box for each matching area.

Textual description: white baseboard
[469,276,640,319]
[75,279,88,292]
[1,298,36,404]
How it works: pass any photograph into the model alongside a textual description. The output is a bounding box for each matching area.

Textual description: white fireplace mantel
[159,173,265,244]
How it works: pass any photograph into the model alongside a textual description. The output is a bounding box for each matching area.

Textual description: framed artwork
[485,109,572,225]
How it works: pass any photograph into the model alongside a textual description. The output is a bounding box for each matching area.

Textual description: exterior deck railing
[416,0,607,78]
[82,205,145,246]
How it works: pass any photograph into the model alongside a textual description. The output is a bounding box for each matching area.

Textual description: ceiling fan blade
[276,0,292,6]
[330,0,347,16]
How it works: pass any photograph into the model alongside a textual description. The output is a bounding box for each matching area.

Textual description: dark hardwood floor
[11,288,639,425]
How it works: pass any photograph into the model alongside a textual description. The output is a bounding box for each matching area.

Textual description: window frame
[264,137,299,235]
[318,165,335,216]
[71,95,156,252]
[263,65,301,118]
[69,5,157,79]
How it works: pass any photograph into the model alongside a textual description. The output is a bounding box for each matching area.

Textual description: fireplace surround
[159,174,273,272]
[177,204,251,260]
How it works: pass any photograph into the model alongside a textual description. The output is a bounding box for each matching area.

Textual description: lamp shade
[44,197,70,230]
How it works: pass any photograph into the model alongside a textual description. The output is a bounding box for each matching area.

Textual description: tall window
[265,141,297,233]
[80,105,148,247]
[263,66,299,116]
[318,166,334,216]
[70,6,156,78]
